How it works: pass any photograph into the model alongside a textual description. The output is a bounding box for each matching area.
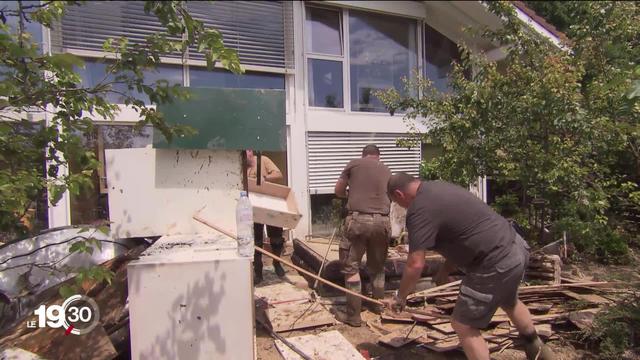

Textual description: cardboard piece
[249,178,302,229]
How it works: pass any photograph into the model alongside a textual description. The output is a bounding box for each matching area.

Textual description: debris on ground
[274,330,364,360]
[0,245,146,360]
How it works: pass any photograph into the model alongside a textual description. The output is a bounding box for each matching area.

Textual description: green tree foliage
[378,1,639,262]
[0,1,241,295]
[523,1,580,33]
[0,1,241,239]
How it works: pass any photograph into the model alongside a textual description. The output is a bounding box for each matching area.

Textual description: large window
[305,6,344,108]
[424,25,462,94]
[77,60,183,105]
[305,6,419,112]
[349,10,417,112]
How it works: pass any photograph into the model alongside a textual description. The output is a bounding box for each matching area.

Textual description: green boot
[335,281,362,327]
[365,273,385,314]
[522,333,554,360]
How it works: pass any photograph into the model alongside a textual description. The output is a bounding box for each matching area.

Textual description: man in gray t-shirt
[385,173,553,360]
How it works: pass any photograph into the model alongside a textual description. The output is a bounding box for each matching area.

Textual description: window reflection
[77,59,183,105]
[189,68,284,90]
[424,25,462,94]
[349,10,417,112]
[305,7,342,56]
[308,59,343,108]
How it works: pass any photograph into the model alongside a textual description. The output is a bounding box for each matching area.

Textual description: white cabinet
[128,234,254,360]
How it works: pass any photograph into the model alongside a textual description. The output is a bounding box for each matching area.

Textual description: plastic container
[235,191,255,258]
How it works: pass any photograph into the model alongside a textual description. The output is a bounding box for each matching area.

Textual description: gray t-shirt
[406,181,515,272]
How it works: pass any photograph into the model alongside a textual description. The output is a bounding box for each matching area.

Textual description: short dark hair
[387,172,417,197]
[362,144,380,157]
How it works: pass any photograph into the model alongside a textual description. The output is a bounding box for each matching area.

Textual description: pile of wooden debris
[371,280,619,355]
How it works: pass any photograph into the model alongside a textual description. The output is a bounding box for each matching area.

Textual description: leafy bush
[377,2,640,263]
[580,289,640,359]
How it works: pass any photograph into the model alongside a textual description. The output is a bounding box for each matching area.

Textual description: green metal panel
[154,87,286,151]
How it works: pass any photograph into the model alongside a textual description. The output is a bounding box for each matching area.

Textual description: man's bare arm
[433,258,457,286]
[334,178,348,198]
[265,168,283,182]
[397,250,426,300]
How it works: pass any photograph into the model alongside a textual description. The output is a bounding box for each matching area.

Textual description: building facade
[38,1,560,238]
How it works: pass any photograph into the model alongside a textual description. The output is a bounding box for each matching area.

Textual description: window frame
[422,22,464,95]
[304,5,424,114]
[304,5,347,111]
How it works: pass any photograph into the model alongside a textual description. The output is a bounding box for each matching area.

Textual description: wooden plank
[254,282,312,304]
[561,290,611,304]
[535,323,554,338]
[411,313,450,325]
[378,324,426,348]
[568,308,600,330]
[107,148,242,238]
[431,322,456,335]
[525,302,554,313]
[275,330,365,360]
[269,302,336,332]
[366,320,391,337]
[381,312,415,323]
[425,330,450,341]
[421,338,461,352]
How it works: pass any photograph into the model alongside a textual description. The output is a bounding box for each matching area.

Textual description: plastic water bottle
[236,191,254,258]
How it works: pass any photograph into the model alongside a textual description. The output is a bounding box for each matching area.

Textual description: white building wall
[287,1,312,239]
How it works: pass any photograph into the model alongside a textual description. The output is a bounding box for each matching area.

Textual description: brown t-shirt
[248,156,284,185]
[339,158,391,214]
[406,181,515,272]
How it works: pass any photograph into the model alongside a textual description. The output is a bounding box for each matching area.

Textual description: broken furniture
[128,234,253,360]
[248,178,302,230]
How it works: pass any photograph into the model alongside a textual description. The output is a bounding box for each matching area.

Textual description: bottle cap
[240,191,248,197]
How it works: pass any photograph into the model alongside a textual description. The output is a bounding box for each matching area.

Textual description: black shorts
[452,235,530,329]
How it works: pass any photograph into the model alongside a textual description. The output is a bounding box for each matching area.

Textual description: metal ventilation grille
[54,1,288,69]
[308,132,422,193]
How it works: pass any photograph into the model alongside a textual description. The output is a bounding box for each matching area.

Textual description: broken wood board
[561,290,611,305]
[378,326,422,348]
[366,320,389,337]
[568,308,600,330]
[535,323,554,338]
[430,322,456,335]
[420,337,461,352]
[411,313,450,325]
[525,302,554,313]
[254,282,312,305]
[425,330,450,340]
[381,311,415,323]
[106,148,242,238]
[268,302,335,332]
[275,330,365,360]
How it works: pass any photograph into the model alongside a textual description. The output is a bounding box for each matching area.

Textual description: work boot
[254,264,263,285]
[271,239,286,277]
[335,281,362,327]
[273,262,285,277]
[365,273,385,314]
[522,333,554,360]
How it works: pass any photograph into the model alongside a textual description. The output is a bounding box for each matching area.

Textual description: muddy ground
[255,244,639,360]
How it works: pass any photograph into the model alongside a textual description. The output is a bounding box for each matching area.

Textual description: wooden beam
[193,215,384,306]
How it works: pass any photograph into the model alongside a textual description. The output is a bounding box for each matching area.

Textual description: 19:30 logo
[29,295,100,335]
